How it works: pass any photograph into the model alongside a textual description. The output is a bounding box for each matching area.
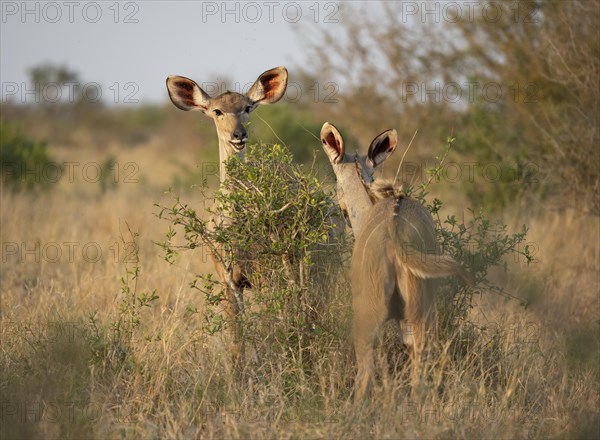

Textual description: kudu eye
[213,109,223,116]
[244,105,252,113]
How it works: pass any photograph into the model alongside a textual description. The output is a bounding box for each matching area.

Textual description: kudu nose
[233,128,247,140]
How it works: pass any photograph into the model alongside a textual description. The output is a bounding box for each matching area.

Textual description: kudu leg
[398,271,435,363]
[212,256,246,367]
[353,327,376,401]
[352,309,384,402]
[222,282,245,366]
[352,259,396,402]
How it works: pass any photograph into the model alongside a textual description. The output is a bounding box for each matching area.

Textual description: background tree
[28,63,82,110]
[301,0,599,213]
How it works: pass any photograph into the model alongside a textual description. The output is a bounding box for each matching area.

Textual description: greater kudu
[166,67,288,363]
[320,122,469,400]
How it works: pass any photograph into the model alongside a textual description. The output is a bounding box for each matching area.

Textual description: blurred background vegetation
[299,0,599,214]
[2,1,597,215]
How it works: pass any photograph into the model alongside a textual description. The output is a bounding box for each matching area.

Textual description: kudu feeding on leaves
[166,67,288,363]
[320,122,469,401]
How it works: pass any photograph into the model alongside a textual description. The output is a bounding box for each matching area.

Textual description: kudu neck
[336,164,373,237]
[217,135,244,190]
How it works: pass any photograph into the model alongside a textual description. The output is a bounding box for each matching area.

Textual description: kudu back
[320,122,469,401]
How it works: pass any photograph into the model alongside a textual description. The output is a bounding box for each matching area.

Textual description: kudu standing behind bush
[165,67,288,364]
[320,122,470,401]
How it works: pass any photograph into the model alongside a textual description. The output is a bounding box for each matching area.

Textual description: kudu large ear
[320,122,345,164]
[246,66,288,105]
[367,129,398,168]
[166,75,211,112]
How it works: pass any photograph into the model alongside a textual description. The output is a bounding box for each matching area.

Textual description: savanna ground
[1,101,598,439]
[2,1,600,438]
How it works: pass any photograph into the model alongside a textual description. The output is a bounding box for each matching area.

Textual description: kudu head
[320,122,398,235]
[166,66,288,179]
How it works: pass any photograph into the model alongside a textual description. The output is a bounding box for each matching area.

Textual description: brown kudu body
[166,67,288,364]
[320,122,469,401]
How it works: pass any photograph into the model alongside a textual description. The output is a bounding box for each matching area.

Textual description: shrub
[0,122,58,191]
[156,143,348,375]
[407,137,534,339]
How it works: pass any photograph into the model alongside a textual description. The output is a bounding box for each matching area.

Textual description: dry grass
[1,136,598,439]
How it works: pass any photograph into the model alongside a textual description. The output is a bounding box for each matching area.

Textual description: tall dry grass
[1,135,598,439]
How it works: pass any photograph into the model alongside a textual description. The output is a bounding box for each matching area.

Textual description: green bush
[407,137,534,337]
[0,122,58,191]
[157,143,348,375]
